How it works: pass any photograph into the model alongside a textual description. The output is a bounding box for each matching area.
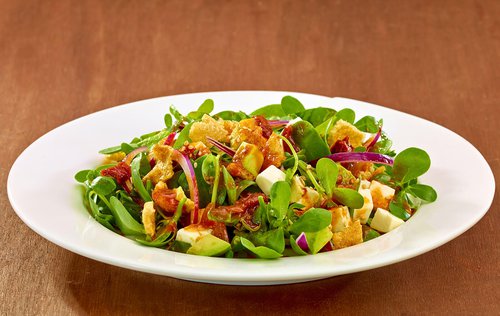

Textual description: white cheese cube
[290,176,319,210]
[330,206,351,232]
[370,180,396,209]
[353,188,373,224]
[370,208,404,233]
[176,225,213,245]
[256,165,286,195]
[359,179,371,190]
[297,187,320,210]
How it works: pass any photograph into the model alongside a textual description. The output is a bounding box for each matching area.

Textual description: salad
[75,96,437,259]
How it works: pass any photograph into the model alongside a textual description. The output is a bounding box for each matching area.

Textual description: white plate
[8,91,495,285]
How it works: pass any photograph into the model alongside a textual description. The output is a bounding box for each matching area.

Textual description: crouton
[219,118,237,135]
[328,119,365,148]
[189,114,230,146]
[332,220,363,249]
[142,143,174,185]
[142,201,156,237]
[229,118,267,149]
[102,152,125,165]
[262,133,286,169]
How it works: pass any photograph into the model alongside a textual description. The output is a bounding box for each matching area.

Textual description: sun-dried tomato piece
[281,125,300,153]
[152,185,179,213]
[330,136,353,153]
[211,222,230,242]
[254,115,273,139]
[207,193,267,224]
[163,132,177,146]
[100,162,131,187]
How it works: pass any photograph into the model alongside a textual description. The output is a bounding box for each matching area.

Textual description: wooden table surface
[1,0,498,315]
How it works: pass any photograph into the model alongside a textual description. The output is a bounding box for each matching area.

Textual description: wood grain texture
[1,0,498,315]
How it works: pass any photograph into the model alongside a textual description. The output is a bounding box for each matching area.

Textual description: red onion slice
[172,150,200,224]
[206,137,235,157]
[268,120,289,128]
[164,132,177,146]
[296,232,309,252]
[320,241,334,252]
[366,127,382,151]
[313,152,394,166]
[123,146,148,165]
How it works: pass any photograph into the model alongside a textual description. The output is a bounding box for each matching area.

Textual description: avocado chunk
[234,142,264,177]
[306,227,333,254]
[186,234,231,257]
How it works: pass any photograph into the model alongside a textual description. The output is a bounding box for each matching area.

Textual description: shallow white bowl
[7,91,495,285]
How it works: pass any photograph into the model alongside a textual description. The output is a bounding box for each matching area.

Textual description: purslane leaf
[281,95,306,114]
[240,237,283,259]
[392,147,431,184]
[316,158,338,198]
[289,208,332,234]
[408,184,437,202]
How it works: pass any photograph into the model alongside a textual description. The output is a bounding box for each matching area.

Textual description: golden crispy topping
[332,220,363,249]
[189,114,230,146]
[142,201,156,238]
[143,143,174,185]
[328,119,365,148]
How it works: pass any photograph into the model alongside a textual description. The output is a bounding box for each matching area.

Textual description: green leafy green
[222,166,237,204]
[164,114,173,128]
[269,181,291,226]
[214,110,248,121]
[173,122,193,149]
[407,184,437,202]
[201,154,217,184]
[98,146,122,155]
[316,158,338,198]
[131,156,152,202]
[169,105,184,121]
[335,108,356,124]
[75,170,92,183]
[291,120,330,162]
[354,116,379,133]
[250,104,285,118]
[389,201,410,220]
[298,107,336,127]
[240,237,282,259]
[87,192,115,231]
[136,230,174,247]
[332,188,364,209]
[252,228,285,253]
[289,235,308,255]
[236,180,256,199]
[198,99,214,114]
[393,147,431,184]
[363,229,380,242]
[289,208,332,234]
[109,196,145,236]
[281,95,305,114]
[90,176,116,196]
[193,155,211,208]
